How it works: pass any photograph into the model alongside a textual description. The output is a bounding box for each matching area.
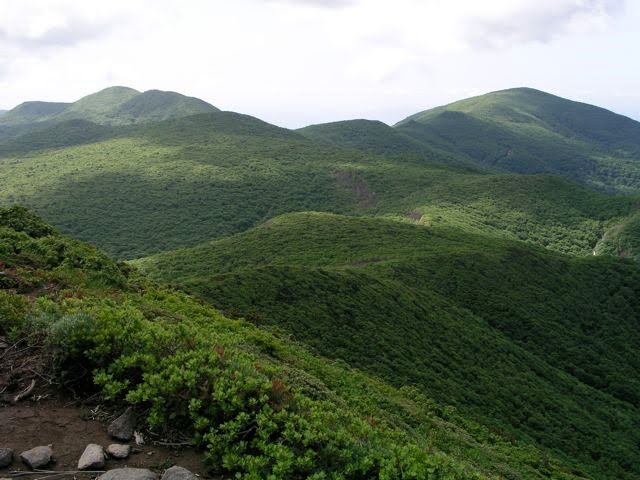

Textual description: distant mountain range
[302,87,640,193]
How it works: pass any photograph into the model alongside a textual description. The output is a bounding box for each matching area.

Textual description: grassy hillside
[393,88,640,193]
[297,119,480,170]
[1,206,593,479]
[2,107,639,259]
[0,87,219,139]
[136,212,640,480]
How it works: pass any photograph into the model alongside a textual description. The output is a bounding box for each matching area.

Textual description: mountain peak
[0,86,218,131]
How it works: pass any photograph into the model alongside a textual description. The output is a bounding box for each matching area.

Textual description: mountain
[393,88,640,193]
[4,86,640,478]
[0,86,219,140]
[298,119,481,170]
[2,97,640,259]
[135,211,640,480]
[1,206,592,479]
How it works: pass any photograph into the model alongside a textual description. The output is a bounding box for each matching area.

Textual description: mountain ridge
[0,86,219,139]
[392,87,640,192]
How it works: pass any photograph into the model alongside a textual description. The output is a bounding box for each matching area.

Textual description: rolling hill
[0,86,219,140]
[394,88,640,193]
[303,89,640,194]
[0,207,594,479]
[2,88,640,259]
[135,211,640,480]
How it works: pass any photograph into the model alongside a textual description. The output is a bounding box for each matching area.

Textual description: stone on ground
[106,444,131,459]
[0,448,13,468]
[20,445,53,469]
[161,466,197,480]
[98,468,158,480]
[78,443,105,470]
[107,408,137,441]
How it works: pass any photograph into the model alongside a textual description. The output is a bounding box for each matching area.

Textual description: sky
[0,0,638,128]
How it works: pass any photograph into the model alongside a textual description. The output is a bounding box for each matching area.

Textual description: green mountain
[393,88,640,193]
[0,86,219,140]
[135,211,640,480]
[1,206,593,479]
[2,97,639,259]
[4,86,640,479]
[297,119,479,170]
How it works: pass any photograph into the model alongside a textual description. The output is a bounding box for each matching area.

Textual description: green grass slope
[135,212,640,480]
[2,107,639,259]
[1,206,591,479]
[394,88,640,193]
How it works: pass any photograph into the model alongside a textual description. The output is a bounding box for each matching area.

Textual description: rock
[106,444,131,459]
[20,445,53,469]
[77,444,105,470]
[107,407,137,441]
[133,431,145,445]
[161,466,197,480]
[98,468,158,480]
[0,448,13,468]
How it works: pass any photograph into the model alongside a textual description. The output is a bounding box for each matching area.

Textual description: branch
[13,379,36,403]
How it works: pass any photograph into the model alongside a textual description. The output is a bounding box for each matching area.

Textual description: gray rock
[0,448,13,468]
[77,444,105,470]
[107,408,137,441]
[106,444,131,459]
[20,445,53,469]
[161,466,197,480]
[98,468,158,480]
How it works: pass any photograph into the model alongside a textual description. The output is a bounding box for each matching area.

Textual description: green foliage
[0,86,219,134]
[0,290,30,333]
[394,88,640,193]
[136,212,640,480]
[2,106,639,259]
[595,212,640,260]
[1,208,589,479]
[0,206,127,290]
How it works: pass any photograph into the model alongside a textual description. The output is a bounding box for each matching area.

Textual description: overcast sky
[0,0,637,128]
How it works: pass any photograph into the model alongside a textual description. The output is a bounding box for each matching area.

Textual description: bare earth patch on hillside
[0,338,214,480]
[335,170,377,208]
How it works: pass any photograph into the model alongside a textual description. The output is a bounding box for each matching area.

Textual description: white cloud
[0,0,635,127]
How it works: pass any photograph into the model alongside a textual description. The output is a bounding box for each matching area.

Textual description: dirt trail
[0,400,212,479]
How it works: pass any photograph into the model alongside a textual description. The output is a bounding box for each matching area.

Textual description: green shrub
[0,290,29,334]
